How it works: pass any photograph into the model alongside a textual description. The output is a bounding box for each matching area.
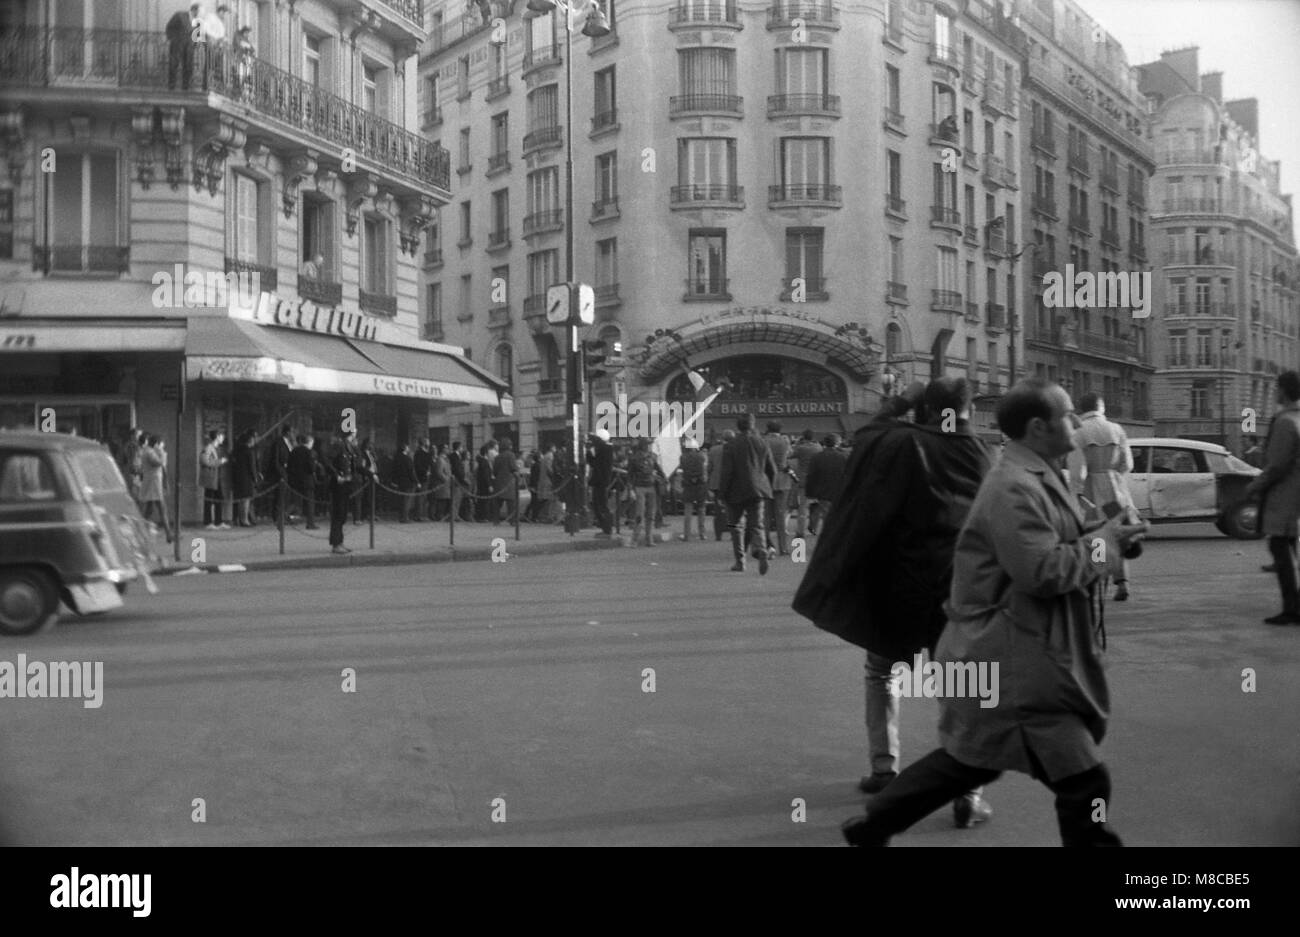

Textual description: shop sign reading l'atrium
[231,291,381,342]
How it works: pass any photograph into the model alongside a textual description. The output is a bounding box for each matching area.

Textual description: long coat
[1066,411,1135,518]
[1246,404,1300,536]
[935,441,1112,783]
[764,433,793,491]
[718,430,776,505]
[231,443,258,499]
[140,446,167,502]
[198,443,223,491]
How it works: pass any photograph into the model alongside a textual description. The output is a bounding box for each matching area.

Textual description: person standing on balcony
[233,25,254,101]
[301,253,324,281]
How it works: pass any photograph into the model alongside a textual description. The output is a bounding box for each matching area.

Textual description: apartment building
[420,0,1029,450]
[1137,47,1298,451]
[1015,0,1156,433]
[0,0,507,520]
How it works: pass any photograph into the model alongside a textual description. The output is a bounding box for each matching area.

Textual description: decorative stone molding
[244,138,273,174]
[192,114,247,196]
[398,196,437,256]
[281,149,318,218]
[159,107,186,190]
[343,172,379,236]
[131,107,156,189]
[313,167,342,200]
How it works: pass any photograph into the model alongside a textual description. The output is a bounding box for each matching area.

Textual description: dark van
[0,431,162,635]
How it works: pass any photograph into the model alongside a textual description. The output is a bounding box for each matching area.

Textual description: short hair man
[718,413,777,574]
[843,379,1145,846]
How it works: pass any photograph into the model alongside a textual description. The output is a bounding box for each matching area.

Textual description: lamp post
[1219,329,1242,449]
[528,0,609,533]
[984,216,1036,390]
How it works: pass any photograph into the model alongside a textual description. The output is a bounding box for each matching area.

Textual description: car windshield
[70,448,129,494]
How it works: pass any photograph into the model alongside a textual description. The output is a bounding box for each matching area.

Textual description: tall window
[231,172,259,262]
[528,249,560,298]
[495,345,513,392]
[426,283,443,339]
[596,151,618,204]
[780,137,829,187]
[362,64,378,114]
[786,228,824,291]
[0,189,12,259]
[679,48,735,97]
[936,246,959,294]
[301,197,333,277]
[491,189,510,239]
[777,48,827,97]
[594,66,617,124]
[687,229,727,295]
[460,274,473,321]
[457,55,469,98]
[933,162,957,209]
[934,9,953,55]
[885,64,900,113]
[680,138,736,189]
[888,236,903,283]
[527,85,560,132]
[303,34,322,86]
[1195,329,1213,366]
[491,112,509,157]
[49,150,122,272]
[459,200,471,243]
[886,150,902,198]
[527,167,560,216]
[528,10,555,58]
[362,215,387,294]
[596,238,618,287]
[458,127,471,169]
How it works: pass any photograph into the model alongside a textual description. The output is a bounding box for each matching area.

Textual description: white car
[1124,437,1261,539]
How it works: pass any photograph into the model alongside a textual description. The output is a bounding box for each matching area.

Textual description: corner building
[1136,47,1298,451]
[0,0,508,521]
[421,0,1033,447]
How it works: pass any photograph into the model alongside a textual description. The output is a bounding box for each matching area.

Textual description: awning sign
[187,356,289,383]
[230,291,381,342]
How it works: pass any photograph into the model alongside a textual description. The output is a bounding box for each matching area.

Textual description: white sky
[1075,0,1300,229]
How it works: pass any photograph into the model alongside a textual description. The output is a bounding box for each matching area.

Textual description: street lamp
[983,216,1036,389]
[527,0,609,534]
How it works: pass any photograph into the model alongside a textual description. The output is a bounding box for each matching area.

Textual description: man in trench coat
[843,378,1146,846]
[1245,370,1300,624]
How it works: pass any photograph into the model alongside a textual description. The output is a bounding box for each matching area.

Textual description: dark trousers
[852,747,1122,846]
[203,488,223,526]
[1269,536,1299,614]
[765,489,790,553]
[727,499,765,561]
[328,483,349,547]
[591,484,612,533]
[292,479,315,527]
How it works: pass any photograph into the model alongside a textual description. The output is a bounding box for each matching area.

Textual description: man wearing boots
[718,414,777,574]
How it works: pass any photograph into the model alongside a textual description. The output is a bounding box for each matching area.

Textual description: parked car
[1124,437,1261,539]
[0,431,162,636]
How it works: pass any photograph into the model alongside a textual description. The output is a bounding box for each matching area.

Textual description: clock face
[545,283,570,324]
[577,284,595,325]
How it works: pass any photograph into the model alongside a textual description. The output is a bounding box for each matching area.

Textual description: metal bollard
[368,478,376,550]
[278,477,286,556]
[514,475,521,542]
[448,477,456,547]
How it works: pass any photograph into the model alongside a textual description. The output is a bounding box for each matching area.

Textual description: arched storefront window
[666,354,848,436]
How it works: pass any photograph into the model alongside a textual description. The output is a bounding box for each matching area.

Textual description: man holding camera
[842,379,1146,846]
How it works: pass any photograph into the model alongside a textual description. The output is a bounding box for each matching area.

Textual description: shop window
[45,150,124,274]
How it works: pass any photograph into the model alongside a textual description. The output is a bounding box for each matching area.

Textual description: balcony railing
[1099,168,1120,193]
[964,224,979,245]
[591,108,618,132]
[487,151,510,173]
[767,2,838,27]
[883,106,905,132]
[33,243,130,275]
[684,278,731,300]
[1076,332,1136,358]
[1127,184,1146,208]
[374,0,424,25]
[224,256,277,290]
[671,184,744,206]
[1067,148,1090,174]
[424,247,443,267]
[359,289,397,316]
[592,197,620,220]
[1130,244,1147,264]
[522,125,563,153]
[983,154,1015,188]
[985,302,1006,329]
[1161,197,1224,214]
[981,79,1014,115]
[487,228,510,249]
[930,205,961,228]
[522,48,562,73]
[886,281,908,303]
[669,93,743,117]
[523,209,565,236]
[929,42,960,68]
[1100,227,1121,250]
[1165,249,1236,267]
[886,193,906,217]
[1031,130,1057,157]
[767,93,841,116]
[1159,148,1220,166]
[769,183,842,206]
[932,290,963,312]
[0,28,452,193]
[424,105,442,126]
[1068,210,1092,234]
[965,301,980,323]
[671,2,740,26]
[985,232,1007,256]
[1165,303,1236,318]
[297,276,342,306]
[486,76,510,99]
[538,377,563,395]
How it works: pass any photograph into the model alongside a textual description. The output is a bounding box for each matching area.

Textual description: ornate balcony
[669,93,743,118]
[767,94,841,118]
[931,290,963,313]
[671,2,741,27]
[671,184,744,208]
[522,48,562,75]
[886,281,908,304]
[487,151,511,175]
[522,125,563,155]
[1160,197,1225,215]
[684,277,732,301]
[1099,167,1120,194]
[928,42,960,71]
[33,243,130,276]
[930,205,961,230]
[591,197,620,221]
[769,183,842,207]
[985,302,1007,329]
[297,276,342,306]
[1067,148,1090,175]
[1031,130,1057,158]
[523,209,565,237]
[767,2,839,29]
[487,228,510,250]
[538,376,563,395]
[883,106,905,133]
[486,76,510,101]
[885,194,906,219]
[1067,210,1092,235]
[0,28,450,198]
[591,108,619,133]
[965,301,980,324]
[1100,227,1122,251]
[1127,184,1146,209]
[224,256,277,290]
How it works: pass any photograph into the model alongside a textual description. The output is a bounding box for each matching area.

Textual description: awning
[185,316,509,410]
[0,319,187,353]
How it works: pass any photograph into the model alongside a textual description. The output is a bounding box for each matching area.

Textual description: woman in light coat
[140,435,172,542]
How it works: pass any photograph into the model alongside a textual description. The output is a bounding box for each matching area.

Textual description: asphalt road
[1,527,1297,846]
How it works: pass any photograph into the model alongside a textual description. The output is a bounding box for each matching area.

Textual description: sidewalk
[157,514,635,574]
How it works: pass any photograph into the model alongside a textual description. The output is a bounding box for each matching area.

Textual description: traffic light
[583,339,609,381]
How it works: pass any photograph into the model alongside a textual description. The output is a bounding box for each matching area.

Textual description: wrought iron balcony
[224,256,277,290]
[1158,148,1220,166]
[981,79,1014,116]
[424,247,443,267]
[767,94,841,117]
[591,197,620,220]
[1164,302,1235,319]
[886,281,908,303]
[964,224,979,245]
[965,301,980,323]
[983,153,1015,189]
[1099,167,1120,193]
[985,302,1007,329]
[671,2,741,26]
[929,42,960,69]
[1067,210,1092,234]
[538,377,563,395]
[486,76,511,100]
[885,193,906,217]
[1099,227,1122,251]
[32,243,130,275]
[1076,332,1136,359]
[1031,129,1057,158]
[298,276,341,306]
[488,151,511,174]
[883,107,905,132]
[1127,184,1146,208]
[0,27,450,195]
[684,277,731,301]
[359,289,397,316]
[669,93,743,117]
[1160,197,1225,214]
[522,125,563,154]
[591,108,619,132]
[931,290,963,313]
[767,2,838,28]
[671,184,744,207]
[930,205,961,229]
[522,47,562,73]
[769,183,842,206]
[487,228,510,249]
[523,209,565,236]
[1067,148,1090,175]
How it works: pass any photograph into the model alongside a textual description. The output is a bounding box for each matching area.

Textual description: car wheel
[1220,501,1263,540]
[0,568,61,637]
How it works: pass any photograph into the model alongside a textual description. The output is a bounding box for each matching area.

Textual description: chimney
[1161,46,1199,90]
[1200,71,1222,103]
[1226,98,1259,142]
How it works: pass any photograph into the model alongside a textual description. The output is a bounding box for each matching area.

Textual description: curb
[157,535,625,576]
